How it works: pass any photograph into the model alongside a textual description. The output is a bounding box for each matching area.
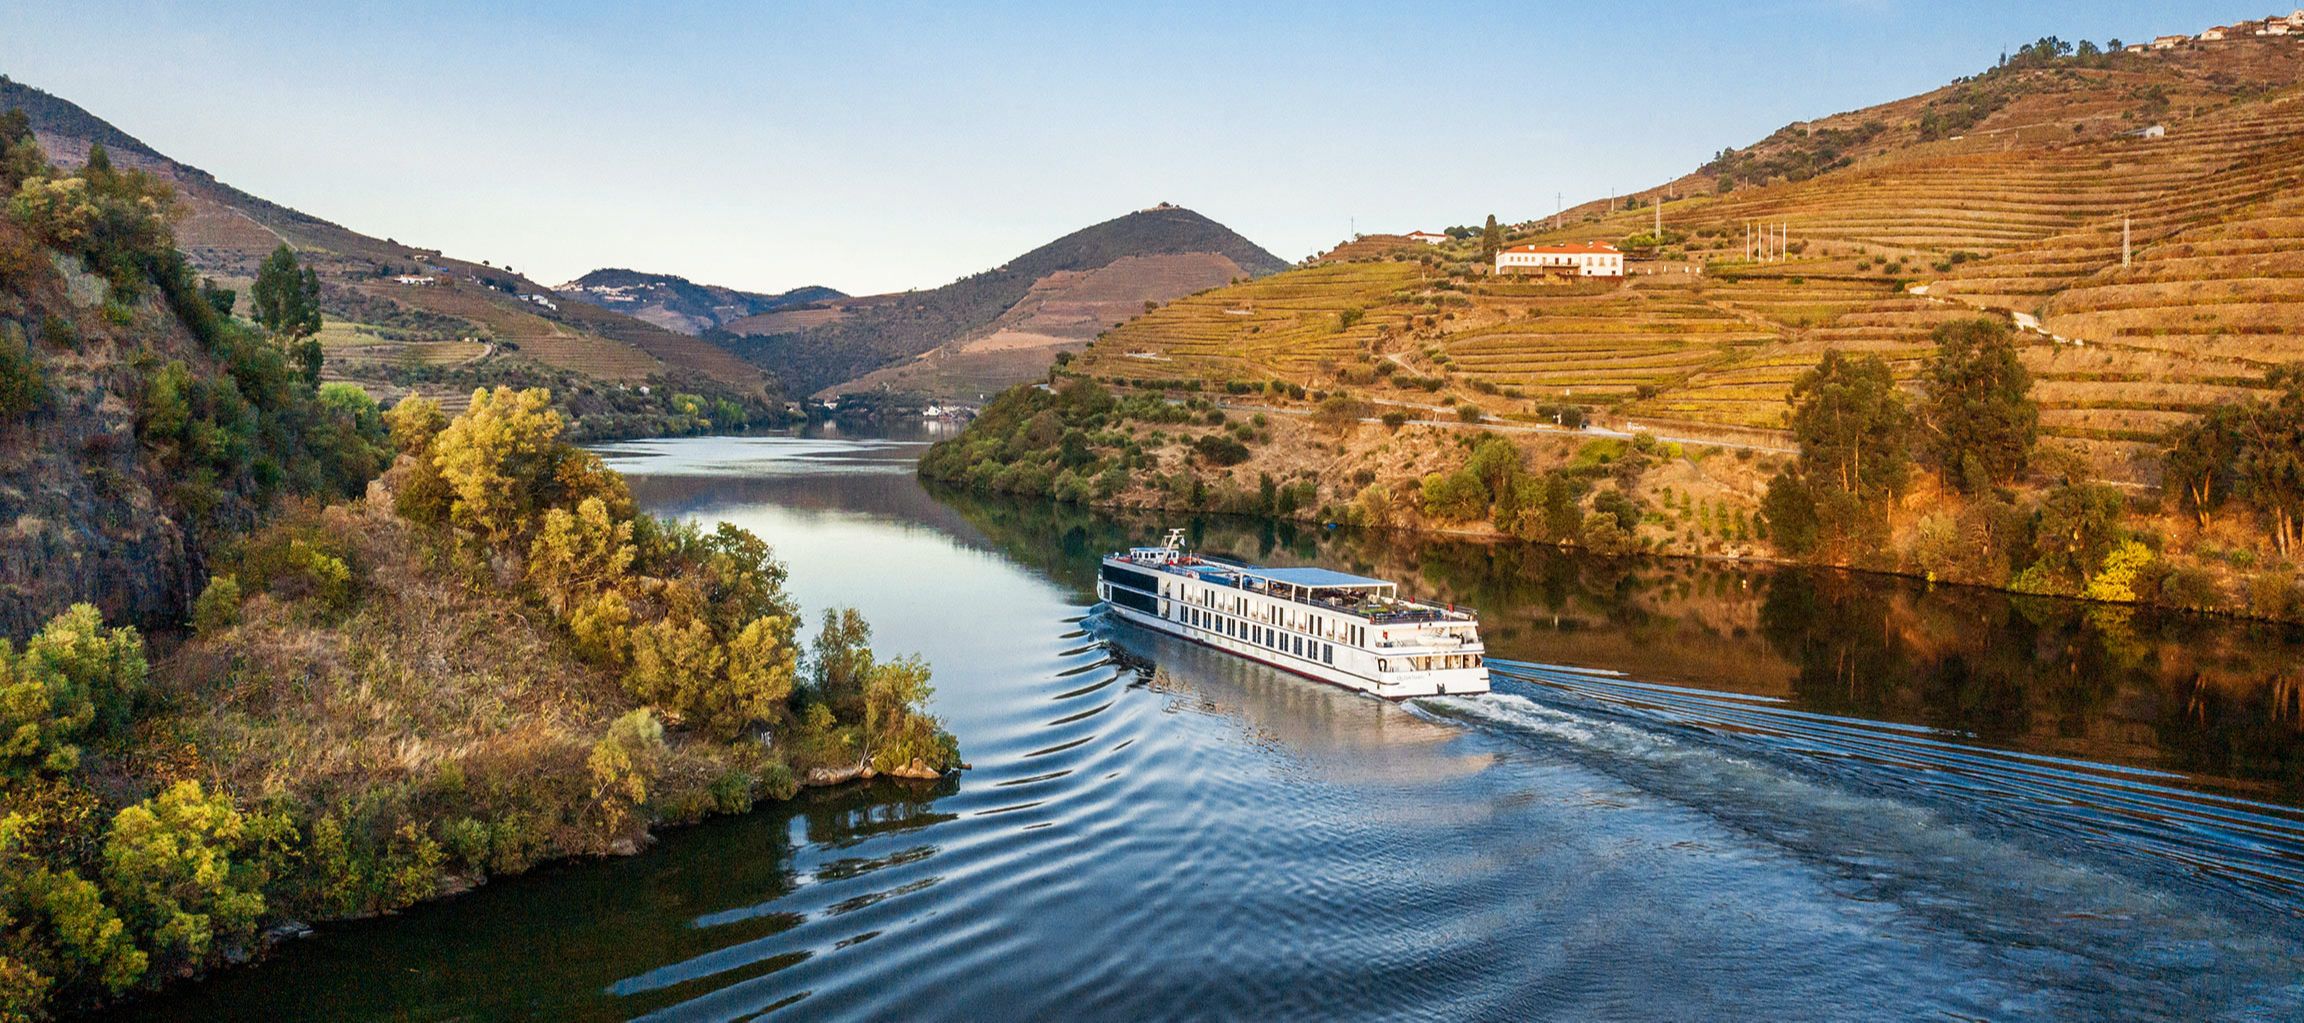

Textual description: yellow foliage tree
[587,709,664,836]
[382,394,446,456]
[430,386,564,546]
[527,497,637,618]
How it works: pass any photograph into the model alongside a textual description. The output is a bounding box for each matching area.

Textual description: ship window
[1324,644,1334,664]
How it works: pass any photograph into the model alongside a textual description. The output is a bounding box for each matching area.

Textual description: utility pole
[2122,215,2132,267]
[1554,192,1562,231]
[1654,200,1661,240]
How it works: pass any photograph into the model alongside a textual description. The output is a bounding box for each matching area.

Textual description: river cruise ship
[1098,530,1489,698]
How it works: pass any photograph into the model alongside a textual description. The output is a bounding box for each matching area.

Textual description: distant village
[2136,9,2304,49]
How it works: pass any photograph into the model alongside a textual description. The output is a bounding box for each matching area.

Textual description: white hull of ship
[1100,598,1488,700]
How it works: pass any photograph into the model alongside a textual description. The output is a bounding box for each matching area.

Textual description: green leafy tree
[862,656,952,773]
[2166,366,2304,554]
[2233,367,2304,555]
[1479,214,1502,262]
[1919,317,2036,492]
[809,608,875,722]
[1420,470,1489,521]
[1765,351,1911,557]
[250,245,322,384]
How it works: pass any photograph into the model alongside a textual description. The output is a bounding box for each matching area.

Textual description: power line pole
[1554,192,1562,231]
[2122,215,2132,266]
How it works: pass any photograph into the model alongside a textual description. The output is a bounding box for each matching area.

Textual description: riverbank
[1,392,959,1020]
[920,378,2304,627]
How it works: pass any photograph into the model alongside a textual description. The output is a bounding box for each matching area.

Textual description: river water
[132,431,2304,1021]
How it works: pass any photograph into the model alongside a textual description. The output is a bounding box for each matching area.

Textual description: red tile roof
[1501,241,1621,255]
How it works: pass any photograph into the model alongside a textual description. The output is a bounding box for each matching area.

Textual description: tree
[2165,403,2245,527]
[809,608,875,721]
[861,656,950,773]
[1765,351,1912,557]
[0,605,145,779]
[527,497,636,617]
[1479,214,1502,262]
[1786,350,1911,501]
[250,245,321,384]
[1420,470,1489,522]
[2167,366,2304,554]
[101,781,283,975]
[586,709,664,836]
[1920,317,2036,492]
[430,386,565,546]
[1313,395,1369,434]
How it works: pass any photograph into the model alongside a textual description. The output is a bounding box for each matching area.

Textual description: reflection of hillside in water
[933,485,2304,801]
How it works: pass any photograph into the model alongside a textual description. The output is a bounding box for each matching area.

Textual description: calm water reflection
[121,433,2304,1022]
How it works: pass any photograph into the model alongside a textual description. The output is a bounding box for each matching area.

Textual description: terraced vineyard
[1087,262,1419,381]
[1073,44,2304,481]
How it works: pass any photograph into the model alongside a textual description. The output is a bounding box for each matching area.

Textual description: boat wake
[1430,659,2304,915]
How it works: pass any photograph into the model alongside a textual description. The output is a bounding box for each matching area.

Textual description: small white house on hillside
[1404,231,1447,245]
[2152,34,2188,49]
[1495,241,1624,279]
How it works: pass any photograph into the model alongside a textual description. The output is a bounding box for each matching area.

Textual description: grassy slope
[0,77,775,420]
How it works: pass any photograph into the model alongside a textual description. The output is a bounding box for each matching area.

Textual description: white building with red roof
[1495,241,1624,279]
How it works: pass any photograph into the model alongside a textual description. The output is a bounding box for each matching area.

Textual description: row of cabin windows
[1373,653,1484,672]
[1161,580,1367,648]
[1178,605,1336,666]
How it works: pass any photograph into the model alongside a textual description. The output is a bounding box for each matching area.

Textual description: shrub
[586,709,665,836]
[1380,410,1409,429]
[190,575,242,635]
[101,781,288,976]
[2157,565,2221,612]
[0,605,147,778]
[1193,434,1251,466]
[0,327,48,420]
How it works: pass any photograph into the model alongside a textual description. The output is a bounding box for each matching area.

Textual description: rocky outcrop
[0,251,201,637]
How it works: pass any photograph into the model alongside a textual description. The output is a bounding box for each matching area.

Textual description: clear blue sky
[0,1,2252,294]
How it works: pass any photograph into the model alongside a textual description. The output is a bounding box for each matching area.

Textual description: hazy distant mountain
[709,204,1289,397]
[556,269,844,336]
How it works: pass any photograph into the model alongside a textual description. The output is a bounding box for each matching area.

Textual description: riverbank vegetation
[0,118,953,1018]
[2,387,955,1018]
[925,314,2304,624]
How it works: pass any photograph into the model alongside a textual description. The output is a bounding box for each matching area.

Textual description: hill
[0,74,779,433]
[556,267,844,335]
[709,204,1288,397]
[929,27,2304,625]
[1067,33,2304,483]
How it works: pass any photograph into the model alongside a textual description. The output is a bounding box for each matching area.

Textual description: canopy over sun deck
[1234,566,1393,592]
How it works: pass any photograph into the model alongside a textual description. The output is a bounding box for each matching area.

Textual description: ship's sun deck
[1137,555,1475,625]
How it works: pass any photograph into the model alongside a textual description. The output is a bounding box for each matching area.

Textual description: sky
[0,1,2257,295]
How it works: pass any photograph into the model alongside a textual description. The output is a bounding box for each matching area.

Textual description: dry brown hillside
[3,77,774,422]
